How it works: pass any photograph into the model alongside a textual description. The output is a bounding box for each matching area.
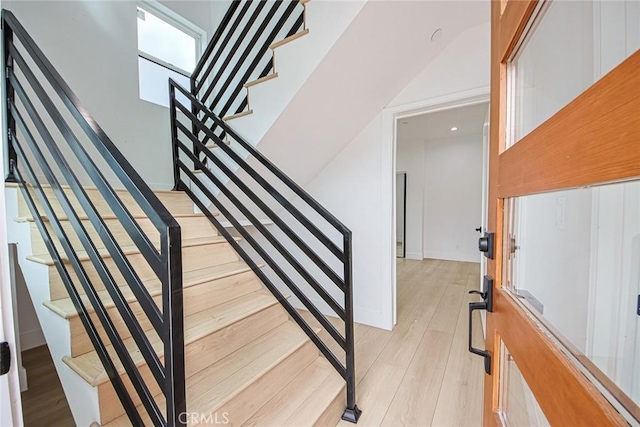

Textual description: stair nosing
[17,212,215,223]
[27,235,239,266]
[222,109,253,121]
[269,28,310,50]
[17,182,186,195]
[244,72,278,88]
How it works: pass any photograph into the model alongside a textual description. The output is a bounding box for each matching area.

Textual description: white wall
[254,1,489,190]
[396,132,484,263]
[4,0,214,190]
[297,21,490,329]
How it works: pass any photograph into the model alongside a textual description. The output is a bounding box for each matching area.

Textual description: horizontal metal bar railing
[192,0,246,93]
[179,164,347,377]
[173,83,347,255]
[8,56,164,335]
[170,69,360,420]
[9,96,166,392]
[193,0,303,129]
[3,9,186,426]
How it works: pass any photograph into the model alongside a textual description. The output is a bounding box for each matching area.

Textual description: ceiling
[397,102,488,143]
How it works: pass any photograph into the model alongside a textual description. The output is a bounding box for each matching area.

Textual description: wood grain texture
[498,49,640,198]
[499,0,538,62]
[19,260,483,427]
[484,1,506,424]
[494,289,627,426]
[20,346,74,427]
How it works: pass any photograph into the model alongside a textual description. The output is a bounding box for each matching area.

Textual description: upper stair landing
[207,0,366,146]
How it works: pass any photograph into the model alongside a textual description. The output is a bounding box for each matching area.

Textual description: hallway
[336,259,484,426]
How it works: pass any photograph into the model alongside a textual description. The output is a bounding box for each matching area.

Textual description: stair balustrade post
[3,15,17,183]
[342,231,361,423]
[163,225,186,426]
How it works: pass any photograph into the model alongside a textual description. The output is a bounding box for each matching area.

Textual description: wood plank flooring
[19,259,484,427]
[301,259,485,427]
[21,345,74,426]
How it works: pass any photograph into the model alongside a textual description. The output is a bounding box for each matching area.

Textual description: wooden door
[482,0,640,425]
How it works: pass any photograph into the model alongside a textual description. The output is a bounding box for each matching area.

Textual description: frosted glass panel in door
[505,179,640,415]
[507,0,640,147]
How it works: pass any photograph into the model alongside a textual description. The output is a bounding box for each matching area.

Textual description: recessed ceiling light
[450,127,458,131]
[431,28,443,42]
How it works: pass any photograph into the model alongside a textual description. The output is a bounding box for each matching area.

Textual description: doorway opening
[392,98,489,324]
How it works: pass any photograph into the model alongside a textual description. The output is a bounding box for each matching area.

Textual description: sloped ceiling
[255,0,490,187]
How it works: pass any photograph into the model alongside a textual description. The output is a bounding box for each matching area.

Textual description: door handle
[475,227,482,233]
[478,231,495,259]
[468,276,493,375]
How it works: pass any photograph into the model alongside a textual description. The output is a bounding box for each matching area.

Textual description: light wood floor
[19,259,484,427]
[323,258,485,427]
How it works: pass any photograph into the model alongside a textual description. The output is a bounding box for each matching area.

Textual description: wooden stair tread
[270,29,309,50]
[104,322,313,426]
[63,289,280,386]
[281,360,345,426]
[44,260,255,318]
[27,235,237,266]
[16,212,213,223]
[205,140,231,149]
[223,109,253,121]
[15,182,186,195]
[244,72,278,88]
[244,356,342,426]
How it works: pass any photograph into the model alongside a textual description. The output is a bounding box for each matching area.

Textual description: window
[136,1,205,107]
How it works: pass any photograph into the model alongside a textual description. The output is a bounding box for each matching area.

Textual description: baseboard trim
[405,252,423,260]
[422,251,481,264]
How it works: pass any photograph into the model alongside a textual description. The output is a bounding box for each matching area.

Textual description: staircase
[3,1,359,426]
[8,184,345,426]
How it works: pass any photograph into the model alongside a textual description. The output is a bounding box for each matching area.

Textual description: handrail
[170,75,361,422]
[3,10,185,426]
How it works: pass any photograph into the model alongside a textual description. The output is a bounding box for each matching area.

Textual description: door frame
[383,87,489,327]
[396,171,407,259]
[484,0,640,424]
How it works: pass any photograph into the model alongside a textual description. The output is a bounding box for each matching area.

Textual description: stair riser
[47,242,239,300]
[314,384,346,427]
[96,303,289,424]
[68,272,263,357]
[29,216,218,255]
[212,341,318,426]
[17,187,194,217]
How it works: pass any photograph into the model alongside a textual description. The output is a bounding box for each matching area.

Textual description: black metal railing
[170,78,361,422]
[191,0,305,144]
[2,10,185,426]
